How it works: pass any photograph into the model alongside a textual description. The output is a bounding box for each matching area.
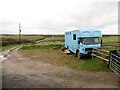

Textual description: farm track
[2,49,119,88]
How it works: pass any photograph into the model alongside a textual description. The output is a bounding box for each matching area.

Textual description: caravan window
[73,34,76,40]
[82,37,100,45]
[78,38,83,44]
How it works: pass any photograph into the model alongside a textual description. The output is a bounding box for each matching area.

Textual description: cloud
[62,2,118,28]
[0,0,118,34]
[0,20,18,34]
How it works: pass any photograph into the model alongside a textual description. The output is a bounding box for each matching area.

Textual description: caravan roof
[65,28,102,37]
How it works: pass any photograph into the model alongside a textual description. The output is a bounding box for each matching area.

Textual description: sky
[0,0,119,34]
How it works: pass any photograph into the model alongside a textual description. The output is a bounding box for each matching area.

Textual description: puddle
[0,55,6,60]
[0,55,6,62]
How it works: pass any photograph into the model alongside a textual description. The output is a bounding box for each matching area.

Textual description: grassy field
[0,44,22,52]
[101,35,119,50]
[18,35,119,71]
[2,34,44,41]
[19,42,109,72]
[1,35,119,51]
[1,35,119,72]
[102,35,119,42]
[0,34,45,52]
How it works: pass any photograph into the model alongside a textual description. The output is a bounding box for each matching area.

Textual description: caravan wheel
[77,50,82,59]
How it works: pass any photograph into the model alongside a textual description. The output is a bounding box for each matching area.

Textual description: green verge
[1,44,21,52]
[73,58,109,71]
[19,44,110,72]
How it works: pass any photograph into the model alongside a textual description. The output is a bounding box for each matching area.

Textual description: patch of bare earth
[2,51,118,88]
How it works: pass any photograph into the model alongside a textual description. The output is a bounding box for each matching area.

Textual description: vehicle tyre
[66,46,68,49]
[61,46,66,51]
[77,50,82,59]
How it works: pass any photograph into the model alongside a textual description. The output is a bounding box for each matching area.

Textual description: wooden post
[101,39,102,47]
[19,23,21,44]
[92,48,94,59]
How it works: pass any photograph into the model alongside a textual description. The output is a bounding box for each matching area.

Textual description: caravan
[65,28,102,58]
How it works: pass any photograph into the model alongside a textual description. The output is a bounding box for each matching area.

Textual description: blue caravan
[65,28,102,58]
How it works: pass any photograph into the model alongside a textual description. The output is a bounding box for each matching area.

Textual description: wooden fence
[92,48,120,77]
[92,48,109,62]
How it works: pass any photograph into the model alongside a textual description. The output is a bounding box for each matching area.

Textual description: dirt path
[2,50,118,88]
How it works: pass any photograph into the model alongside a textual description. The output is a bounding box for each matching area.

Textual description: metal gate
[109,53,120,77]
[92,48,120,77]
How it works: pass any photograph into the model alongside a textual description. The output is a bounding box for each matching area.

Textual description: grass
[20,43,63,50]
[19,44,109,72]
[75,58,108,71]
[101,35,119,42]
[2,34,44,41]
[0,44,21,52]
[2,35,118,71]
[1,34,45,52]
[101,36,119,51]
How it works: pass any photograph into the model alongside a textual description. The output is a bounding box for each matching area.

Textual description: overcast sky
[0,0,119,34]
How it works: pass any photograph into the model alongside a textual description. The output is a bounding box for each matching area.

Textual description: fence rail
[92,48,109,62]
[92,48,120,77]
